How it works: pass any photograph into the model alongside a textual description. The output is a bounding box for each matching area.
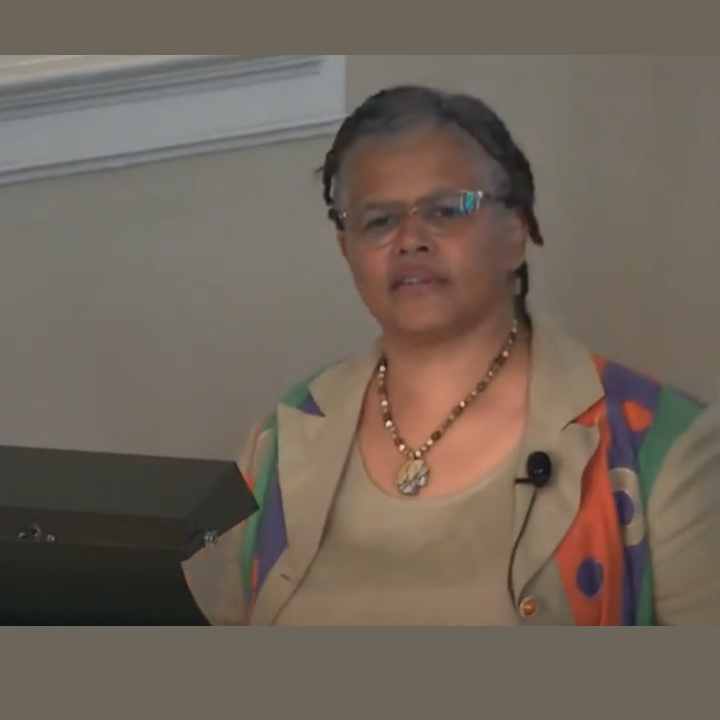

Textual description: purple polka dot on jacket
[614,491,635,527]
[577,558,604,600]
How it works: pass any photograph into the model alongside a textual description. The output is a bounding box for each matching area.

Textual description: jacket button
[519,597,539,619]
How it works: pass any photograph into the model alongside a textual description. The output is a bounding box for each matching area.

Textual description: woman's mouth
[391,275,447,292]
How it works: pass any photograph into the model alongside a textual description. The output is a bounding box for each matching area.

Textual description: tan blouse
[274,443,522,627]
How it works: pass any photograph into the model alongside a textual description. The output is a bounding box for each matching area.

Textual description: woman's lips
[389,269,448,292]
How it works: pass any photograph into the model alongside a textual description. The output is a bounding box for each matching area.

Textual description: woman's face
[336,126,527,343]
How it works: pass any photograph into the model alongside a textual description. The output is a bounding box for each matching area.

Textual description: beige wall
[1,55,718,459]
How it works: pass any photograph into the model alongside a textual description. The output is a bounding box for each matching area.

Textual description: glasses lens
[421,191,482,227]
[344,205,403,243]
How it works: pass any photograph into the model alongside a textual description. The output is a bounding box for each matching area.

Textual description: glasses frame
[331,189,501,246]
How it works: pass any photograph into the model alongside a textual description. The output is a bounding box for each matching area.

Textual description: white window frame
[0,55,347,186]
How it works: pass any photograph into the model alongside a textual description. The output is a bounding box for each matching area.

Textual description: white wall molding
[0,55,347,186]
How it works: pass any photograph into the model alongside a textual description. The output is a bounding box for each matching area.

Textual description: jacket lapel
[509,313,604,604]
[251,344,381,626]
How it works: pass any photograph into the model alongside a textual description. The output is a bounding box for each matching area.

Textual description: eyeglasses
[334,189,499,246]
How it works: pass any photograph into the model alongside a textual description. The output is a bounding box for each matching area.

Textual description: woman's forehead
[338,127,489,206]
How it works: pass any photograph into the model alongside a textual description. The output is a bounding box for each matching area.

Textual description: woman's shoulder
[588,352,719,540]
[533,310,711,458]
[590,352,711,450]
[241,343,382,457]
[269,342,383,421]
[587,352,716,478]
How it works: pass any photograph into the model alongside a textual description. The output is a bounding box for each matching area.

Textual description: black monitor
[0,445,258,625]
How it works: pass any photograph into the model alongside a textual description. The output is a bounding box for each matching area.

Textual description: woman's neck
[379,311,530,416]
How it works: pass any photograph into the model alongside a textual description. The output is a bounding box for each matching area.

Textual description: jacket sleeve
[182,419,267,626]
[648,401,720,625]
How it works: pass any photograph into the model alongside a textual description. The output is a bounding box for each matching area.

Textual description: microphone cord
[506,488,540,609]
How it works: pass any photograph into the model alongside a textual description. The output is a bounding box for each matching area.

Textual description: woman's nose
[392,210,431,255]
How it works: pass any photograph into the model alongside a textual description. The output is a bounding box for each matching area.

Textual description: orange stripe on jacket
[554,402,625,626]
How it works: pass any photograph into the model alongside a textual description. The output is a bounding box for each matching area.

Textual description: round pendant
[396,458,430,497]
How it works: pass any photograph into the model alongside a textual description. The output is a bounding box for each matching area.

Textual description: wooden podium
[0,445,258,625]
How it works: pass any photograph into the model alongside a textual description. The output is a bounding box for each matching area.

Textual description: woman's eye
[365,214,396,231]
[432,205,464,219]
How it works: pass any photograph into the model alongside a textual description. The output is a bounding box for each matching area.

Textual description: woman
[184,85,720,626]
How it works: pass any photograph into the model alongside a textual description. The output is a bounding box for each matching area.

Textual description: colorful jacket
[183,315,720,626]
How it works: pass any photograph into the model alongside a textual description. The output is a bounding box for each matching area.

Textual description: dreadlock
[318,85,544,324]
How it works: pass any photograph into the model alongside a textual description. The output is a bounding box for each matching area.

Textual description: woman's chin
[382,312,469,343]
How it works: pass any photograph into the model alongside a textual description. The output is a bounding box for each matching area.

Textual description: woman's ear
[504,211,528,272]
